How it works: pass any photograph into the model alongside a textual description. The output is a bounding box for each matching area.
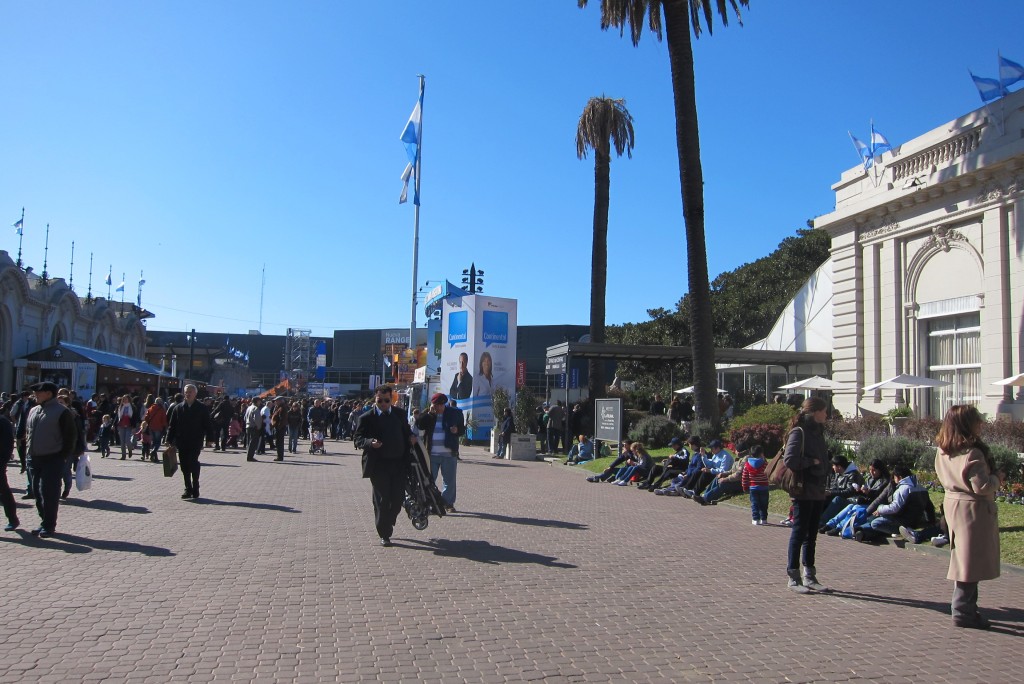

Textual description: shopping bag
[75,453,93,491]
[162,445,179,477]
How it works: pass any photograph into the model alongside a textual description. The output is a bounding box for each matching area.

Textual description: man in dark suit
[449,352,473,400]
[166,384,213,499]
[355,385,415,546]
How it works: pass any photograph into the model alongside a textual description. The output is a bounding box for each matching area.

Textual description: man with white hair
[166,384,213,499]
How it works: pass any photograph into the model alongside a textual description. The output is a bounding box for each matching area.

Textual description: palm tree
[577,0,748,428]
[577,97,635,402]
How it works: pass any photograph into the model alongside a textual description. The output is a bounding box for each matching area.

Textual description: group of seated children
[580,435,947,545]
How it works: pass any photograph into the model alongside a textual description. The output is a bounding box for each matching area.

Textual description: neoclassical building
[816,88,1024,419]
[0,249,149,392]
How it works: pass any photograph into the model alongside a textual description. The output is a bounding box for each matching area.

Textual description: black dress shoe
[4,519,19,532]
[181,490,193,499]
[37,529,53,539]
[380,538,392,547]
[30,527,44,536]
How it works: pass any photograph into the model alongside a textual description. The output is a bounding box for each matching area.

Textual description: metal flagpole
[87,253,94,302]
[41,223,50,283]
[409,74,425,368]
[69,241,75,291]
[14,207,24,268]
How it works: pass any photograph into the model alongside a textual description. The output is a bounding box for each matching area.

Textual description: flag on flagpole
[870,124,892,158]
[115,281,125,293]
[999,53,1024,90]
[13,218,23,235]
[399,84,424,206]
[104,273,112,286]
[849,132,872,170]
[970,70,1003,103]
[138,278,146,286]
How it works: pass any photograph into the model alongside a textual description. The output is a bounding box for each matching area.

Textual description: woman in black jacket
[783,397,830,594]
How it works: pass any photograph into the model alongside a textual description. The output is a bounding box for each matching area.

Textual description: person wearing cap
[165,384,214,499]
[416,392,466,513]
[637,436,690,490]
[25,382,78,537]
[680,439,733,498]
[356,385,416,546]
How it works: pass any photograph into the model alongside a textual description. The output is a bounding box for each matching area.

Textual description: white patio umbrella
[863,374,951,392]
[778,376,845,391]
[993,372,1024,386]
[674,385,727,394]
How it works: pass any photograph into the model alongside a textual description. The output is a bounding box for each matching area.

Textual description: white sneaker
[616,480,629,486]
[752,520,759,525]
[931,534,949,548]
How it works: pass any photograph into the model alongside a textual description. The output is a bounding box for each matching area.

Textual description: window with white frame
[928,312,981,417]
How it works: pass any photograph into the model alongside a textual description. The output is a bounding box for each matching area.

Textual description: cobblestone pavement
[0,441,1021,683]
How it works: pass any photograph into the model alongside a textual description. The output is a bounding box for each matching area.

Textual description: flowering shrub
[728,423,786,455]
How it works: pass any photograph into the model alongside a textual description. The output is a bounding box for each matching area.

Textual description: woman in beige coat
[934,405,1005,630]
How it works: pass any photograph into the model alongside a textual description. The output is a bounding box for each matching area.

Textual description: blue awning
[59,342,174,377]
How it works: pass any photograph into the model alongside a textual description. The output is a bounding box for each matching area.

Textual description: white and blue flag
[849,132,872,170]
[399,84,423,206]
[970,71,1003,103]
[13,217,23,235]
[870,125,892,158]
[999,53,1024,90]
[115,281,125,293]
[104,272,112,286]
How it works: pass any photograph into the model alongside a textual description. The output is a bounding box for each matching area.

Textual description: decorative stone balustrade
[890,129,982,181]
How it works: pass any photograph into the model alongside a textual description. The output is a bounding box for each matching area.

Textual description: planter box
[508,433,537,461]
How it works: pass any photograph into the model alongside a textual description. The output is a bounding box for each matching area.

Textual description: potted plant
[885,405,914,435]
[508,386,539,461]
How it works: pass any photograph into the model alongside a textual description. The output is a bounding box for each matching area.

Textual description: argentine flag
[115,281,125,293]
[104,272,112,286]
[1000,54,1024,90]
[13,217,23,235]
[870,125,892,158]
[399,84,423,206]
[848,132,872,170]
[970,71,1003,103]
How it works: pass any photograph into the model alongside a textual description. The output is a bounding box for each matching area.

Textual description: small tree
[513,386,538,435]
[492,386,511,423]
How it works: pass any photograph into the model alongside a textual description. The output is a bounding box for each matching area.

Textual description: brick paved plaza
[1,441,1020,683]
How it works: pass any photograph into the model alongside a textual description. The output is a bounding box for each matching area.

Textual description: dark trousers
[683,470,715,493]
[28,456,65,532]
[369,465,409,540]
[275,430,285,460]
[216,423,230,450]
[597,455,629,481]
[788,498,825,570]
[0,461,18,523]
[952,581,979,619]
[643,465,683,489]
[179,448,201,495]
[246,428,261,461]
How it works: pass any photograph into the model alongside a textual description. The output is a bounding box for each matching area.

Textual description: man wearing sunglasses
[355,385,416,547]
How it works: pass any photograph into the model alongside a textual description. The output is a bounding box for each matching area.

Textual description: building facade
[816,88,1024,418]
[0,250,149,392]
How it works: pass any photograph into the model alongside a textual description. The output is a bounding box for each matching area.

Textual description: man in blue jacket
[416,393,465,512]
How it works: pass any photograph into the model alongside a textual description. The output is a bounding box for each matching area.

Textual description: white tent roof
[718,257,833,370]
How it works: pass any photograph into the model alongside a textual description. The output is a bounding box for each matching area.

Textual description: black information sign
[545,355,567,375]
[594,398,622,444]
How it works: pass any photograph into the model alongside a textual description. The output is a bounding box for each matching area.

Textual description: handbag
[767,427,805,497]
[162,444,179,477]
[75,453,93,491]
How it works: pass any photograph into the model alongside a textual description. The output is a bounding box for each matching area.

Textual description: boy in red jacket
[742,445,770,525]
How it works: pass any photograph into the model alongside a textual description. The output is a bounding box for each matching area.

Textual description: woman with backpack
[782,397,830,594]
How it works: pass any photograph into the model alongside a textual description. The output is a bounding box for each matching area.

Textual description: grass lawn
[577,456,1024,567]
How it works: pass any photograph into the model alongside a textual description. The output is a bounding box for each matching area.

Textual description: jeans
[118,427,134,457]
[749,489,769,521]
[62,454,76,494]
[28,456,65,532]
[288,426,299,453]
[150,430,163,456]
[866,515,902,536]
[430,452,459,506]
[495,437,507,458]
[787,498,825,570]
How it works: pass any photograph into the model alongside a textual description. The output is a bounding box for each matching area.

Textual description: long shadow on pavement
[834,589,1024,634]
[463,460,524,468]
[397,537,577,568]
[190,498,300,513]
[457,511,587,530]
[92,474,134,481]
[199,462,241,468]
[1,532,173,556]
[62,498,151,514]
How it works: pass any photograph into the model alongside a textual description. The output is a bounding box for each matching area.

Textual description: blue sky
[2,1,1022,338]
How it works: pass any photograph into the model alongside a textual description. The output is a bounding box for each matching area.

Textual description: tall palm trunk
[589,144,611,401]
[663,0,719,427]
